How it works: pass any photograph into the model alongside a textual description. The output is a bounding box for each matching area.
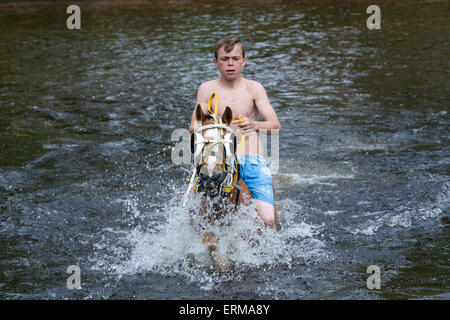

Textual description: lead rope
[182,165,197,207]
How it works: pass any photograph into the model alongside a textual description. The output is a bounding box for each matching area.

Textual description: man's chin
[222,72,239,80]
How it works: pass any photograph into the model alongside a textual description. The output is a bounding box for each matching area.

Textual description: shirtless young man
[189,36,281,229]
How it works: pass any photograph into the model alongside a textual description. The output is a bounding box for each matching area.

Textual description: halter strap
[232,115,246,162]
[195,123,234,133]
[207,93,219,115]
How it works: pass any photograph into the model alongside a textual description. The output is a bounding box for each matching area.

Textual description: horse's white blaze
[204,128,222,176]
[206,156,216,175]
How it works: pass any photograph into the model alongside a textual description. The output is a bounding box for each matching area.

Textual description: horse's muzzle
[197,172,226,195]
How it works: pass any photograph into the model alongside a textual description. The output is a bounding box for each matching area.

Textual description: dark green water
[0,0,448,299]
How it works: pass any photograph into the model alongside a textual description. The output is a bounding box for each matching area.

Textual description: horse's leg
[202,231,230,270]
[198,196,227,269]
[202,232,218,252]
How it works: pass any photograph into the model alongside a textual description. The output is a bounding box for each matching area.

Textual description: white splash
[94,191,329,290]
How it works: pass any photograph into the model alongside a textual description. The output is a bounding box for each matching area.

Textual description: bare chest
[210,86,256,118]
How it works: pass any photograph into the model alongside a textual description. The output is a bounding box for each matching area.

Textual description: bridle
[182,93,242,207]
[191,123,236,171]
[190,119,238,196]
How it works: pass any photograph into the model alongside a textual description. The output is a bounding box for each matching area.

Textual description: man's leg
[239,154,276,229]
[256,200,276,229]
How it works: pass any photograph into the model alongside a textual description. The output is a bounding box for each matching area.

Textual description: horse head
[191,104,237,196]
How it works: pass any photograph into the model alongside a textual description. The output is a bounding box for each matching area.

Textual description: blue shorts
[238,154,274,206]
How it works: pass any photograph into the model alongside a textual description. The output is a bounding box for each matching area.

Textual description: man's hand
[231,115,258,133]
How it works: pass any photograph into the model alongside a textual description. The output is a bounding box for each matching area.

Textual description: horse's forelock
[202,114,215,124]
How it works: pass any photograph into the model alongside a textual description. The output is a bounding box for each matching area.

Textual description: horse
[182,94,278,268]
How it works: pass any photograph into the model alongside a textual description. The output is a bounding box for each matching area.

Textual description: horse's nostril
[199,173,225,189]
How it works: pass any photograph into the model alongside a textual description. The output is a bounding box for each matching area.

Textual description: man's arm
[232,81,281,133]
[189,82,211,133]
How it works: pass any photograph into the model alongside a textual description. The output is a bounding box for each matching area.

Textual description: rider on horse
[188,36,281,229]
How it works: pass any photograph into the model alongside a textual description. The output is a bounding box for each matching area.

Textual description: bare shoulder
[196,80,216,105]
[198,80,216,92]
[244,79,267,98]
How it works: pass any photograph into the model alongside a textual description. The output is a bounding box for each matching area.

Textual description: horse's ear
[223,106,233,125]
[195,104,205,122]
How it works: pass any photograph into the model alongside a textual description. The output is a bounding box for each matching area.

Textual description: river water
[0,0,448,299]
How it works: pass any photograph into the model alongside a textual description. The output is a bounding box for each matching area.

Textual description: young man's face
[214,44,247,80]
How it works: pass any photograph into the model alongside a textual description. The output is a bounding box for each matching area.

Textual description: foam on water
[91,185,330,290]
[347,182,449,236]
[275,172,355,187]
